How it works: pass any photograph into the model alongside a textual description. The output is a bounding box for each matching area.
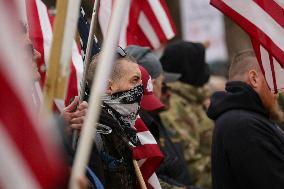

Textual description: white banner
[180,0,228,63]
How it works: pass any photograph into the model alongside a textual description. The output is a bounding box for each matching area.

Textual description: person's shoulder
[216,108,262,124]
[170,81,204,103]
[215,110,277,151]
[214,109,266,136]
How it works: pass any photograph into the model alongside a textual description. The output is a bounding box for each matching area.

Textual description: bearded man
[207,49,284,189]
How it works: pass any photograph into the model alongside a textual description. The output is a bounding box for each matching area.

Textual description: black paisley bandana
[101,84,144,146]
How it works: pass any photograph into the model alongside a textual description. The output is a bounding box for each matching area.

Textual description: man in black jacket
[207,49,284,189]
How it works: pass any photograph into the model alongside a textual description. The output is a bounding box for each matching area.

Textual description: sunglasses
[116,46,127,58]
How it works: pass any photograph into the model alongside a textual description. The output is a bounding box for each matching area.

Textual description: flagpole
[41,0,81,114]
[69,0,147,188]
[41,0,68,113]
[79,0,100,102]
[72,0,101,149]
[133,160,148,189]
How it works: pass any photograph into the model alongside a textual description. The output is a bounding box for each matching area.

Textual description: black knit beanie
[160,41,210,87]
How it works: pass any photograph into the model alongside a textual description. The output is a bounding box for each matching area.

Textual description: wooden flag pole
[69,0,147,189]
[41,0,69,113]
[41,0,82,113]
[72,0,101,149]
[133,160,148,189]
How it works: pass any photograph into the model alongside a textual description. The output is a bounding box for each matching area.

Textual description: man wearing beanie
[159,41,213,188]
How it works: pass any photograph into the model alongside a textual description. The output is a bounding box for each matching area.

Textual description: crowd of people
[21,12,284,188]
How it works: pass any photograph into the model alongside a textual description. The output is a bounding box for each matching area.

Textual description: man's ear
[248,70,259,88]
[106,80,113,95]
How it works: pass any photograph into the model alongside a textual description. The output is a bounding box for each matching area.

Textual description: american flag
[0,1,68,188]
[210,0,284,93]
[134,117,164,189]
[78,7,101,61]
[99,0,176,49]
[26,0,84,110]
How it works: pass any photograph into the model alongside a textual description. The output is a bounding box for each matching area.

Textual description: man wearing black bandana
[85,48,143,189]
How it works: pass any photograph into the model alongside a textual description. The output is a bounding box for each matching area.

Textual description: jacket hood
[207,81,269,120]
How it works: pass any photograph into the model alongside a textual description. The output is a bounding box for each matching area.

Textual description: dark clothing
[140,110,160,140]
[277,94,284,130]
[207,81,284,189]
[88,144,105,188]
[90,107,138,189]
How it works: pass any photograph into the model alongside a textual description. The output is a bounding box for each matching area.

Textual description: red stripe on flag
[269,53,278,93]
[253,0,284,28]
[133,144,163,160]
[126,0,143,46]
[142,1,167,42]
[136,25,154,48]
[133,144,163,179]
[0,69,68,188]
[26,0,46,87]
[99,0,175,50]
[66,63,79,104]
[135,118,150,132]
[251,39,266,74]
[210,0,284,67]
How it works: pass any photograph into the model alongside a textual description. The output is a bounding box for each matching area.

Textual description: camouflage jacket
[160,81,213,188]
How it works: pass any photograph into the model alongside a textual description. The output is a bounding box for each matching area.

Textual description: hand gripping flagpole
[69,0,146,188]
[72,0,101,150]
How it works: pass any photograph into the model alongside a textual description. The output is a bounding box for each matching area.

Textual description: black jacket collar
[207,81,269,120]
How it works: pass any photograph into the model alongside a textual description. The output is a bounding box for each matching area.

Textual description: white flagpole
[69,0,131,188]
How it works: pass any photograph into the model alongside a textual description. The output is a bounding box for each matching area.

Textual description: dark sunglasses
[116,46,127,58]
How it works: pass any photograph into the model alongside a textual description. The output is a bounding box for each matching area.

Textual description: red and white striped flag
[210,0,284,93]
[99,0,176,49]
[134,117,164,189]
[0,1,68,188]
[26,0,84,110]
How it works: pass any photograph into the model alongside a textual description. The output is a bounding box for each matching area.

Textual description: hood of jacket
[207,81,269,120]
